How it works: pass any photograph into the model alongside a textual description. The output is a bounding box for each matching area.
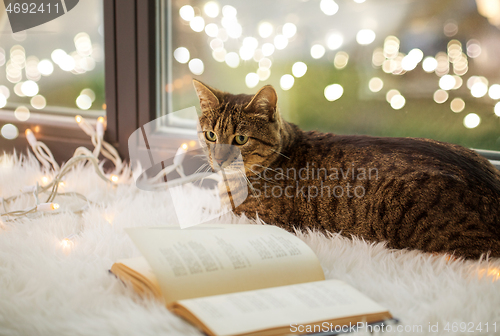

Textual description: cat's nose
[215,158,225,166]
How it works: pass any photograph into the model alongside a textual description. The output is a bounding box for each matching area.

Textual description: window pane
[164,0,500,150]
[0,0,105,118]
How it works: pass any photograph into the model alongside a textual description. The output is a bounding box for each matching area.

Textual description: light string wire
[0,116,224,248]
[0,116,120,221]
[0,116,222,219]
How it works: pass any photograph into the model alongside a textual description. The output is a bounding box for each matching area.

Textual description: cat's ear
[244,85,278,121]
[193,79,221,112]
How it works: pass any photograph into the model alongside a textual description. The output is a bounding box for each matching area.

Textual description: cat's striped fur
[194,79,500,259]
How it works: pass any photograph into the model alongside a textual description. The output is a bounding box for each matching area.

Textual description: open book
[111,224,392,336]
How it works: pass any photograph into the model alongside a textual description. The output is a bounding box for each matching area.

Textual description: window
[164,0,500,156]
[2,0,500,164]
[0,0,105,114]
[0,0,105,161]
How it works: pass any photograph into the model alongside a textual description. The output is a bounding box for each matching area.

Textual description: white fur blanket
[0,154,499,336]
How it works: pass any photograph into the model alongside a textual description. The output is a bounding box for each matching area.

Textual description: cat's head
[193,79,283,176]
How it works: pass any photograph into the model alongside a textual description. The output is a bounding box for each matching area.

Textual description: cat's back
[293,130,500,197]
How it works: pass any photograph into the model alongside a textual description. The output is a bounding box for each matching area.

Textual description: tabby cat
[193,79,500,259]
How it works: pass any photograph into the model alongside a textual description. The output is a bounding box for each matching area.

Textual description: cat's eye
[205,131,217,142]
[234,135,248,145]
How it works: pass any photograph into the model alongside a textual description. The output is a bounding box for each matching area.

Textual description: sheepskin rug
[1,153,500,336]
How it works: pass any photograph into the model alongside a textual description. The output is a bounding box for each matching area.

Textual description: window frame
[0,0,172,163]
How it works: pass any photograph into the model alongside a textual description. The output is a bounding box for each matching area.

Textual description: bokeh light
[471,82,488,98]
[51,49,66,64]
[324,84,343,101]
[368,77,384,92]
[188,58,204,75]
[320,0,339,16]
[224,52,240,68]
[258,22,273,38]
[204,2,219,18]
[205,23,219,37]
[274,35,288,50]
[383,36,400,59]
[0,95,7,108]
[21,80,39,97]
[174,47,190,64]
[37,59,54,76]
[245,73,259,88]
[435,52,450,76]
[356,29,376,45]
[282,23,297,38]
[81,88,96,102]
[259,58,272,69]
[257,68,271,81]
[243,37,258,50]
[326,32,343,50]
[372,48,384,67]
[452,76,463,90]
[433,90,449,104]
[292,62,307,78]
[390,95,406,110]
[190,17,205,32]
[1,124,18,140]
[386,89,400,103]
[239,46,253,61]
[439,75,456,91]
[450,98,465,113]
[0,85,9,99]
[422,57,438,73]
[179,5,195,21]
[222,5,237,18]
[213,48,227,62]
[14,82,24,97]
[444,21,458,37]
[30,95,46,109]
[280,74,295,90]
[466,39,481,58]
[463,113,480,129]
[333,51,349,69]
[14,106,30,121]
[488,84,500,100]
[76,94,92,110]
[310,44,326,59]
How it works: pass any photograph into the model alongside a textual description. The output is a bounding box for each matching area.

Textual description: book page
[172,279,391,336]
[125,224,324,305]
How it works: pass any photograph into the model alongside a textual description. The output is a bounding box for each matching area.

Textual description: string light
[60,237,74,248]
[25,129,60,170]
[60,233,76,253]
[2,115,122,221]
[37,203,59,211]
[104,212,114,224]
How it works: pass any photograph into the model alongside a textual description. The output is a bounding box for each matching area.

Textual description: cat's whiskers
[238,170,263,207]
[197,165,215,186]
[193,163,209,175]
[271,148,290,160]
